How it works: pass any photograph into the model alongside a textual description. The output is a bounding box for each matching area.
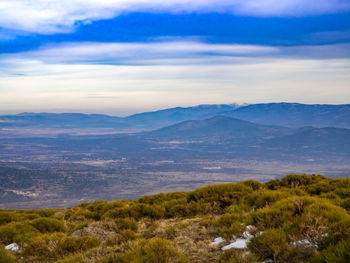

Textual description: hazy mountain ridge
[0,104,239,130]
[143,116,350,159]
[146,115,288,144]
[124,104,240,128]
[223,103,350,128]
[1,103,349,133]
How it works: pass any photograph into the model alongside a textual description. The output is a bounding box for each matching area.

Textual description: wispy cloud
[0,0,349,34]
[8,41,277,65]
[4,41,350,67]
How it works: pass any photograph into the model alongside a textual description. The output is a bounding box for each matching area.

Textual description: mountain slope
[144,116,350,161]
[0,113,125,128]
[0,104,238,131]
[124,104,239,128]
[223,103,350,128]
[263,127,350,154]
[151,115,286,138]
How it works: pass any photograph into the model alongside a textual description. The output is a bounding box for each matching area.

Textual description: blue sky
[0,0,350,115]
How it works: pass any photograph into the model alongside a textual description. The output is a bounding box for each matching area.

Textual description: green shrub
[0,222,39,244]
[281,174,324,189]
[56,254,85,263]
[105,229,136,246]
[25,233,100,259]
[311,239,350,263]
[0,245,17,263]
[72,222,89,232]
[0,212,12,226]
[138,192,187,205]
[334,188,350,199]
[120,238,186,263]
[178,221,189,229]
[0,211,41,225]
[242,180,263,191]
[265,179,281,190]
[248,229,288,262]
[165,226,177,238]
[27,209,61,218]
[104,203,165,220]
[115,218,138,231]
[24,232,66,258]
[249,199,296,229]
[245,190,291,209]
[214,213,241,228]
[199,217,213,227]
[306,181,334,196]
[224,203,251,215]
[57,236,100,254]
[219,249,256,263]
[219,221,244,239]
[249,196,347,232]
[187,183,252,208]
[340,198,350,210]
[31,217,65,233]
[164,198,188,217]
[320,218,350,248]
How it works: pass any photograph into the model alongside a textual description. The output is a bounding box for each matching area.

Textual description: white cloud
[8,41,277,64]
[5,41,349,67]
[0,0,349,34]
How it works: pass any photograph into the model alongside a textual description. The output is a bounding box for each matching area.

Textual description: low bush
[115,217,138,231]
[248,229,288,262]
[219,249,257,263]
[311,239,350,263]
[0,222,39,244]
[120,238,187,263]
[31,217,65,233]
[25,233,100,259]
[244,190,291,209]
[57,236,101,254]
[0,245,17,263]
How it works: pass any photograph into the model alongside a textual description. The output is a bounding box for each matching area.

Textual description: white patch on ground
[222,238,249,250]
[290,239,318,248]
[5,243,19,251]
[221,225,255,250]
[211,237,225,245]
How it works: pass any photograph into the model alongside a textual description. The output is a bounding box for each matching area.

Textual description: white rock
[222,238,249,250]
[290,239,316,248]
[242,225,255,240]
[242,230,254,240]
[5,243,19,252]
[211,237,225,245]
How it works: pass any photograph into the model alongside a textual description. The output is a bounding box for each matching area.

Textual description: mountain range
[1,103,349,132]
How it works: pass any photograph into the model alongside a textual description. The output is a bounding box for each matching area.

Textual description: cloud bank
[9,41,277,65]
[4,41,349,67]
[1,0,350,33]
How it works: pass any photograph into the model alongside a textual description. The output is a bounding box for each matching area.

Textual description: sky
[0,0,350,116]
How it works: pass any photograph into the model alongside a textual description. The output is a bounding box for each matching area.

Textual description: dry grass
[138,217,222,262]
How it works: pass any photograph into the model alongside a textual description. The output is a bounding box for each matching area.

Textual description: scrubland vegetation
[1,174,350,262]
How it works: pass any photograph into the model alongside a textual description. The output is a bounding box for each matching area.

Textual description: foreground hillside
[1,174,350,263]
